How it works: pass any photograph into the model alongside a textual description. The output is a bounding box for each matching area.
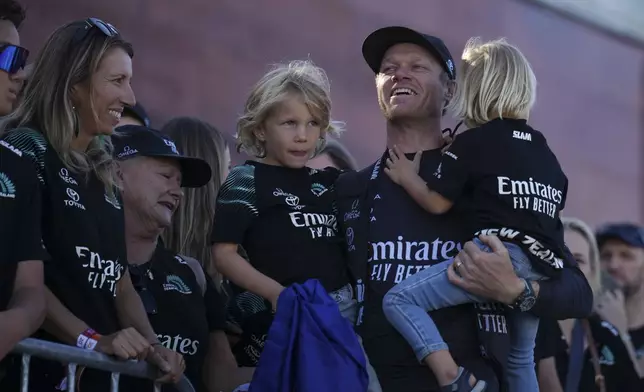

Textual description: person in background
[211,60,381,391]
[113,125,252,392]
[596,223,644,374]
[307,137,358,171]
[0,0,45,361]
[161,116,231,285]
[534,217,641,392]
[0,0,27,115]
[160,117,258,364]
[333,26,593,392]
[118,102,151,127]
[0,18,183,391]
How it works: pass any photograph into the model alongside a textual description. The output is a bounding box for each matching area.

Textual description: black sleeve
[424,132,477,201]
[210,165,258,245]
[204,273,227,332]
[534,318,560,361]
[592,317,642,392]
[560,175,569,210]
[531,265,593,319]
[0,145,48,264]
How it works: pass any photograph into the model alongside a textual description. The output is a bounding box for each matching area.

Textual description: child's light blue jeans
[382,238,546,392]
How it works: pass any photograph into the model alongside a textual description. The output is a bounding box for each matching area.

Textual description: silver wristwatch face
[519,295,536,312]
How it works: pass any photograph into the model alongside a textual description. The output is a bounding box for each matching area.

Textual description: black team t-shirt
[427,118,569,275]
[629,324,644,390]
[629,325,644,362]
[211,161,349,293]
[0,128,126,391]
[535,316,641,392]
[120,243,227,392]
[344,150,506,392]
[0,139,49,310]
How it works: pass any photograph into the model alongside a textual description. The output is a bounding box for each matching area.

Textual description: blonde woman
[535,217,641,392]
[381,38,569,392]
[0,19,183,391]
[211,60,381,391]
[161,117,231,286]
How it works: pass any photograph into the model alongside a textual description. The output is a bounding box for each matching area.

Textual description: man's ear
[444,80,456,107]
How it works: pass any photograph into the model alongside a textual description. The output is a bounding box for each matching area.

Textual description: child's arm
[213,244,284,310]
[210,166,284,310]
[384,145,454,214]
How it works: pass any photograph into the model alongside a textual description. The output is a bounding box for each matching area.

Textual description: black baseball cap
[362,26,456,80]
[122,103,151,127]
[595,223,644,249]
[112,125,212,188]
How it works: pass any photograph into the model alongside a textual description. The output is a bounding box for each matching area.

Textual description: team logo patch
[162,275,192,294]
[0,172,16,198]
[311,182,328,197]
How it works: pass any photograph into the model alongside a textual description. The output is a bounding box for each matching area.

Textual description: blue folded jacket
[248,279,368,392]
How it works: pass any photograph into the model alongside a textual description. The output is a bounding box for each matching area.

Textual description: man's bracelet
[76,328,101,350]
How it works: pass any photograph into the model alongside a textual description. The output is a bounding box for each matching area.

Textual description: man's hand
[595,290,629,334]
[95,327,151,361]
[384,145,421,187]
[148,344,185,383]
[447,235,525,305]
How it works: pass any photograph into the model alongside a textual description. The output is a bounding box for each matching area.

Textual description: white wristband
[76,333,99,350]
[76,334,88,349]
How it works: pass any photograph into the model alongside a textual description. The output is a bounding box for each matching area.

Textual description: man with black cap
[596,223,644,372]
[334,26,593,391]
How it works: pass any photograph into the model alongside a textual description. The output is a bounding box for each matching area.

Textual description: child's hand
[384,145,422,186]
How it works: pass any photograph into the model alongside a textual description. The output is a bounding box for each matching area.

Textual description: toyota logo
[66,188,80,202]
[285,196,299,207]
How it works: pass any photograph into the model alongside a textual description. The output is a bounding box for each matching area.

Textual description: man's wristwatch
[509,279,536,312]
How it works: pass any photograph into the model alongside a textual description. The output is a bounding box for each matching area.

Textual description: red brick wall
[19,0,644,227]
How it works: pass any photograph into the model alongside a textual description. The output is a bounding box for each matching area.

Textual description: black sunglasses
[0,44,28,74]
[129,267,157,315]
[71,17,119,46]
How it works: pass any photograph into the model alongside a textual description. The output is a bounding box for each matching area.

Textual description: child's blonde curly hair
[236,60,344,158]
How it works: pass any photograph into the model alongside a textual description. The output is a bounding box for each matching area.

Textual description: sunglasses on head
[0,44,28,74]
[71,17,119,46]
[129,268,157,315]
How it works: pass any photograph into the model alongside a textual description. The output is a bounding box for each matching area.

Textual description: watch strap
[510,279,532,309]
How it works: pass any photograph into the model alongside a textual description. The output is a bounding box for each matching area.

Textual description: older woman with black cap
[113,125,253,392]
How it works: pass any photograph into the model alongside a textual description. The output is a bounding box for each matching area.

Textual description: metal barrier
[12,338,196,392]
